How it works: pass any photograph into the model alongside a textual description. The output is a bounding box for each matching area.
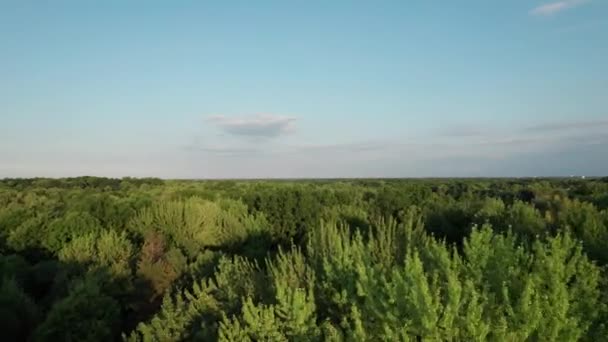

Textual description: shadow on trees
[0,246,167,342]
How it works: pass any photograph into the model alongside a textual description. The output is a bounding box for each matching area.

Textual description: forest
[1,176,608,341]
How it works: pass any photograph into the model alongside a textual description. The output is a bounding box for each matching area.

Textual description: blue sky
[1,0,607,178]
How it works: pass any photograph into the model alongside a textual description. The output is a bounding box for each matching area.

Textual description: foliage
[0,277,39,341]
[0,177,608,340]
[32,279,121,341]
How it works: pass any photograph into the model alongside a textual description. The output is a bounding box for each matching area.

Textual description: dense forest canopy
[1,176,608,341]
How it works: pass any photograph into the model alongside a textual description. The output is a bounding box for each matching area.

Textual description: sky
[1,0,607,178]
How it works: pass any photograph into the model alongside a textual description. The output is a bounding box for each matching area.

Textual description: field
[1,177,608,341]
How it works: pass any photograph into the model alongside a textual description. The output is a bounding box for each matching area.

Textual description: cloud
[184,145,263,156]
[293,141,389,153]
[207,114,296,138]
[525,119,608,132]
[438,125,484,137]
[177,117,608,178]
[530,0,589,16]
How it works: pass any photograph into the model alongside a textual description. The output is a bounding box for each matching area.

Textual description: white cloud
[530,0,589,16]
[207,114,296,138]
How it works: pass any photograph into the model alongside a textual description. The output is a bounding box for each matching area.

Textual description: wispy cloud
[181,117,608,177]
[293,141,389,153]
[184,145,263,156]
[530,0,589,16]
[525,119,608,131]
[207,114,296,138]
[438,125,484,137]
